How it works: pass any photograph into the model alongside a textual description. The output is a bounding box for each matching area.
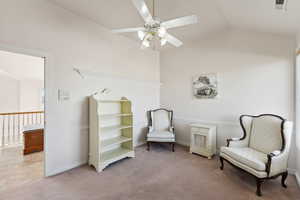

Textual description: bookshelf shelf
[101,136,132,148]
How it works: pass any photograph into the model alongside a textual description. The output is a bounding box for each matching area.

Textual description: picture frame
[192,73,218,99]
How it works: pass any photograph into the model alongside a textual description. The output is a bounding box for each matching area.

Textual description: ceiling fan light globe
[161,38,167,46]
[142,40,150,48]
[158,27,166,37]
[145,32,154,41]
[138,30,145,40]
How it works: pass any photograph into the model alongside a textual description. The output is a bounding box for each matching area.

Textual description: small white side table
[189,123,217,159]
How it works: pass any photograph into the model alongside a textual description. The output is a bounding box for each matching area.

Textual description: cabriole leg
[220,157,224,170]
[256,178,263,196]
[147,142,150,151]
[281,171,288,188]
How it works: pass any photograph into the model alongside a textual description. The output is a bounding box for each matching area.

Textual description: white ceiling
[48,0,228,43]
[48,0,300,43]
[216,0,300,36]
[0,50,44,81]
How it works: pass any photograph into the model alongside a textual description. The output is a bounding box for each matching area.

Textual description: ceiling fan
[112,0,198,48]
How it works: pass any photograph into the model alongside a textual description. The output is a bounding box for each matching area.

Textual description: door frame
[0,43,50,177]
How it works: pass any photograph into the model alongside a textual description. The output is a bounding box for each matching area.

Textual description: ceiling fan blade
[112,27,145,33]
[131,0,153,23]
[165,33,183,47]
[161,15,198,29]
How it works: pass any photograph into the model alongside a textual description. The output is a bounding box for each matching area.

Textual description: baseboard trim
[295,172,300,187]
[173,117,239,127]
[288,168,297,175]
[46,141,146,177]
[135,141,146,147]
[176,139,189,147]
[46,160,87,177]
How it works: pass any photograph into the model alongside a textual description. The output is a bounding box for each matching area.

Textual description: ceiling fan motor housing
[144,19,161,35]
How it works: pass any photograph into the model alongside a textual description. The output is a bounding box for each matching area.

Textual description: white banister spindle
[0,111,44,148]
[18,114,21,142]
[13,115,15,143]
[2,116,5,147]
[7,115,10,145]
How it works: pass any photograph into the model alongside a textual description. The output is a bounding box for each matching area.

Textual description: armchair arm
[227,138,248,147]
[266,120,293,177]
[226,115,251,148]
[169,126,174,133]
[226,137,248,148]
[148,126,154,133]
[266,150,289,177]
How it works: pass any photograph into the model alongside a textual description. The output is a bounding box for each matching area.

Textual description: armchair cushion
[249,116,283,154]
[220,147,267,171]
[220,151,268,178]
[151,110,171,131]
[147,131,175,142]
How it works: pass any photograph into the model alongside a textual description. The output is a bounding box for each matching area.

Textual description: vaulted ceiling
[49,0,300,43]
[216,0,300,36]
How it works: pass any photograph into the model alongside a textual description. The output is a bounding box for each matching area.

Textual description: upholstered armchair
[146,109,175,152]
[220,114,293,196]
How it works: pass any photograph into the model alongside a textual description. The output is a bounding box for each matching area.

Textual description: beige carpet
[0,146,43,192]
[1,144,299,200]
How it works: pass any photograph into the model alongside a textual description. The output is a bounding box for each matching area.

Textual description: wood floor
[0,146,44,192]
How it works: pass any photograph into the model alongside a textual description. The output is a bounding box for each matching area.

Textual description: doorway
[0,49,45,192]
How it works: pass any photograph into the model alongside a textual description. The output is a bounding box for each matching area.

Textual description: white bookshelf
[89,96,134,172]
[100,113,132,118]
[100,125,132,132]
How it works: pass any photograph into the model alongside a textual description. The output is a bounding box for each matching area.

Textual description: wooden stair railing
[0,111,44,148]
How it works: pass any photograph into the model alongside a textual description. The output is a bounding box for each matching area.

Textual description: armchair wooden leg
[281,171,288,188]
[256,178,263,196]
[171,143,175,152]
[220,157,224,170]
[147,142,150,151]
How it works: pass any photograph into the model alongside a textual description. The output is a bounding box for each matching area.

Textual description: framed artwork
[193,73,218,99]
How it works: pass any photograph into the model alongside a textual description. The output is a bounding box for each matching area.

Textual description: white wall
[295,33,300,184]
[0,49,44,112]
[0,74,43,113]
[0,74,19,112]
[0,0,160,176]
[160,29,295,168]
[19,79,44,112]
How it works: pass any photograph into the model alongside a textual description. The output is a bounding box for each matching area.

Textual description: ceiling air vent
[275,0,287,10]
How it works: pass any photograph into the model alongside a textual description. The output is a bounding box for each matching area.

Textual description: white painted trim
[48,141,147,176]
[176,139,190,147]
[47,161,87,177]
[173,117,239,127]
[0,43,50,59]
[136,141,146,147]
[295,172,300,187]
[287,168,297,175]
[0,43,50,177]
[74,68,162,88]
